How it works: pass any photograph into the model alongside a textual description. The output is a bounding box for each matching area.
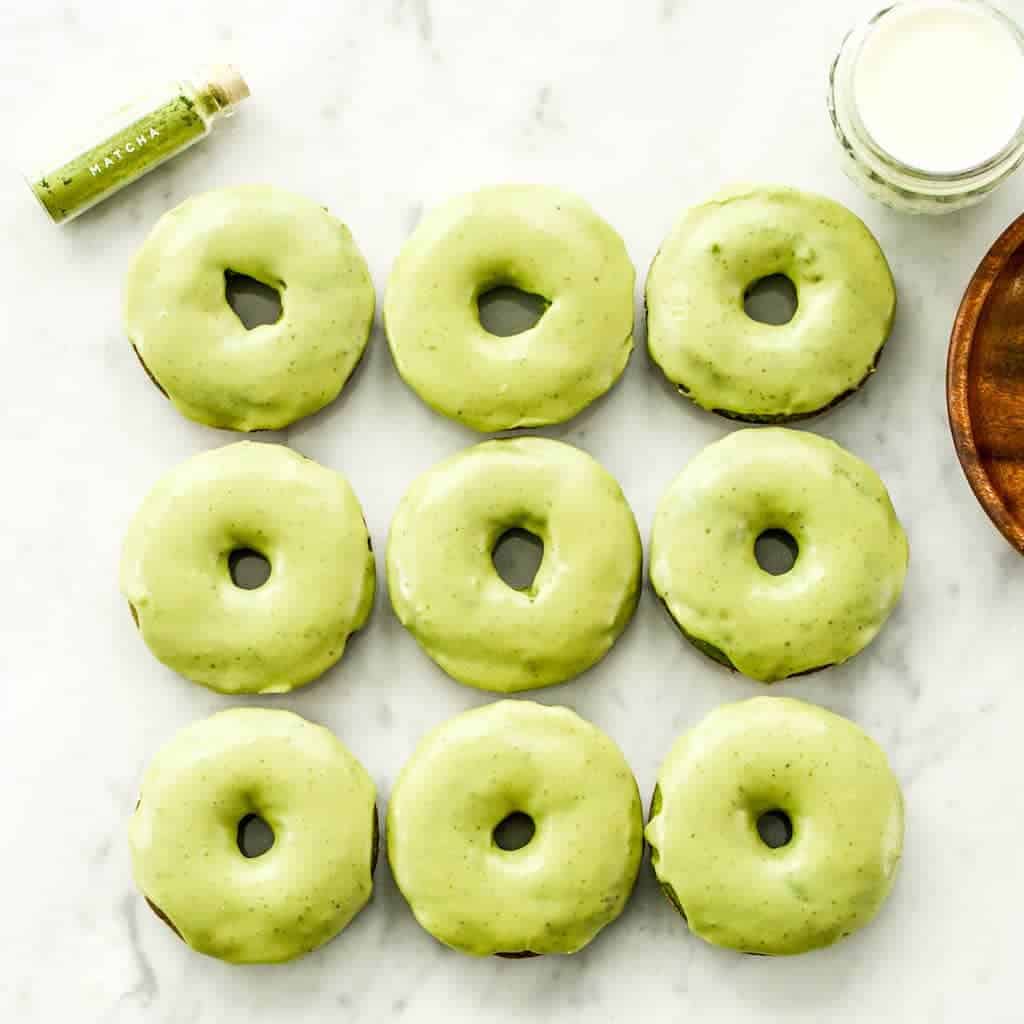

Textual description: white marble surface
[3,1,1024,1021]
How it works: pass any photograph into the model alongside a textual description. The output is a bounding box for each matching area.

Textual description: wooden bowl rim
[947,210,1024,554]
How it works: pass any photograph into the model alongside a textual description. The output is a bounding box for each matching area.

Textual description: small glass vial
[28,65,249,224]
[829,1,1024,214]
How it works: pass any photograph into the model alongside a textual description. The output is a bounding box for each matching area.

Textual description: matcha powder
[29,66,249,224]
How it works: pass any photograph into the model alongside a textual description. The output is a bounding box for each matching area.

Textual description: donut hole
[224,270,283,329]
[743,274,798,326]
[477,285,549,337]
[492,811,536,851]
[756,809,793,849]
[754,529,799,576]
[492,528,544,591]
[237,813,275,858]
[228,548,272,590]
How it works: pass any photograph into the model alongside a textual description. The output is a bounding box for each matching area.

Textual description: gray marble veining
[3,0,1024,1021]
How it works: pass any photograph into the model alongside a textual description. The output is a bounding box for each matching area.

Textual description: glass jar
[828,1,1024,214]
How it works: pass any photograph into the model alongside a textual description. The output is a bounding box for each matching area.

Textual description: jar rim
[837,0,1024,185]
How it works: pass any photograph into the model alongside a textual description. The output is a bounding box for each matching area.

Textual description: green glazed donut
[129,708,377,964]
[384,185,635,431]
[121,442,375,694]
[646,697,904,955]
[650,428,907,682]
[646,185,896,421]
[124,185,374,431]
[386,437,642,692]
[388,700,643,956]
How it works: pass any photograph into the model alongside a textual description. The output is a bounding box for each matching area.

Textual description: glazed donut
[384,184,634,431]
[646,185,895,421]
[129,708,377,963]
[387,700,643,956]
[387,437,641,692]
[646,697,904,955]
[124,185,374,430]
[121,442,374,694]
[650,428,907,682]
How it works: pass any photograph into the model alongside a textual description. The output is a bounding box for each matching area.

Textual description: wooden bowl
[948,212,1024,553]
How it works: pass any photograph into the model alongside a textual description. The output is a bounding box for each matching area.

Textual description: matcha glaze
[650,428,908,681]
[646,186,896,421]
[647,697,904,955]
[387,701,644,956]
[8,2,1012,1019]
[129,708,377,963]
[121,442,375,694]
[123,184,374,430]
[387,437,642,692]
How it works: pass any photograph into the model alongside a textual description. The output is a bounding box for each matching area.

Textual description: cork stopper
[203,64,250,108]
